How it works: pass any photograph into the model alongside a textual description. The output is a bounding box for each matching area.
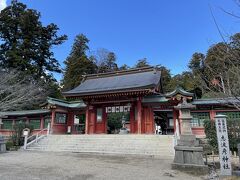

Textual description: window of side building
[216,111,240,139]
[15,119,27,126]
[191,112,210,127]
[216,111,240,119]
[29,118,41,129]
[55,112,67,124]
[97,108,103,122]
[2,119,13,130]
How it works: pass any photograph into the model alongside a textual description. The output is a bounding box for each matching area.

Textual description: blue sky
[4,0,240,80]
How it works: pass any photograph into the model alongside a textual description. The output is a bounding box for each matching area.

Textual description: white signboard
[105,106,130,113]
[215,115,232,176]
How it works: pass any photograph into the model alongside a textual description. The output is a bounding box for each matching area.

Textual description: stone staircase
[26,134,174,158]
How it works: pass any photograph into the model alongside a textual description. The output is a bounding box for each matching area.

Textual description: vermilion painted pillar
[40,115,44,129]
[178,109,182,134]
[209,110,216,122]
[150,107,154,134]
[26,117,29,124]
[137,98,142,134]
[85,106,89,134]
[173,109,178,133]
[50,109,55,134]
[141,107,146,133]
[67,111,73,133]
[92,107,96,134]
[103,107,108,134]
[129,104,135,133]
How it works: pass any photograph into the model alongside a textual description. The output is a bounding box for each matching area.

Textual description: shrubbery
[107,115,122,134]
[6,141,14,151]
[11,121,33,146]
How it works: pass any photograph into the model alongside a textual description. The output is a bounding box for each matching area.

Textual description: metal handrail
[23,123,50,150]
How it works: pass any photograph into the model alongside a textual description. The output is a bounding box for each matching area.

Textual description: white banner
[215,115,232,176]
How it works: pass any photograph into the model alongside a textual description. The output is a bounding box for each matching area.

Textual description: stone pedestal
[119,116,129,134]
[119,128,128,134]
[172,98,208,174]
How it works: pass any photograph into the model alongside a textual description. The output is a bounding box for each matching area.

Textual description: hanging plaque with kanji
[215,115,232,176]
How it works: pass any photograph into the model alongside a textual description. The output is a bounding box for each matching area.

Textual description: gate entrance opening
[107,112,130,134]
[154,111,174,135]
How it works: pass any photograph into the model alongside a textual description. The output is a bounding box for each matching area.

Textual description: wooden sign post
[215,115,232,176]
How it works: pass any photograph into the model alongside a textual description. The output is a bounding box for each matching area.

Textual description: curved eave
[165,87,194,98]
[47,97,86,109]
[63,86,157,98]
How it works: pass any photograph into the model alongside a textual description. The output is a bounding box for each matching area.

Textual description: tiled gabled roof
[63,67,161,97]
[0,109,50,117]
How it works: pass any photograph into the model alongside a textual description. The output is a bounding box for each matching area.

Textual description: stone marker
[215,115,232,176]
[172,98,208,174]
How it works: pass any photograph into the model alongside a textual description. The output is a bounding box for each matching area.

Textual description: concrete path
[0,151,202,180]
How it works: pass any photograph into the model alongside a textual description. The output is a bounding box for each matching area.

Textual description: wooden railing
[23,123,50,150]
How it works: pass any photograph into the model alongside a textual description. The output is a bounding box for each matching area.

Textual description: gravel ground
[0,151,203,180]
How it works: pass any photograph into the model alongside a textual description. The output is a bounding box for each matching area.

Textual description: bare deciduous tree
[0,69,47,111]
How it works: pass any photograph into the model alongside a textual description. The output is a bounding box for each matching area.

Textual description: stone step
[26,148,174,158]
[45,135,173,139]
[30,147,173,152]
[26,135,174,157]
[26,146,173,153]
[27,147,172,152]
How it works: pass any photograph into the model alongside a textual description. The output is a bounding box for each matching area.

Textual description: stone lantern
[119,115,128,134]
[172,98,207,174]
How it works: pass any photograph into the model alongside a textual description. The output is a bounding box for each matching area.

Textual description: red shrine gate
[63,67,162,134]
[83,99,155,134]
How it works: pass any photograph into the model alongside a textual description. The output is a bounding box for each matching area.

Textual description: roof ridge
[83,66,159,80]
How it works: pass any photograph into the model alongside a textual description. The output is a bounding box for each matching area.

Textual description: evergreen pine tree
[62,34,97,90]
[0,1,67,79]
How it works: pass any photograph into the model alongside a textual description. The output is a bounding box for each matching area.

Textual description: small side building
[0,97,86,136]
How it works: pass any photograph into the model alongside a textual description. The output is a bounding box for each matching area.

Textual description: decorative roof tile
[165,86,194,97]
